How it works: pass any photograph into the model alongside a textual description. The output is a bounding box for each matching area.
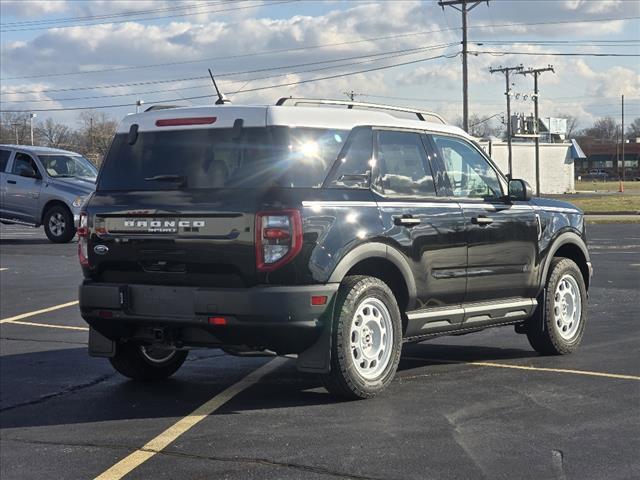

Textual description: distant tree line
[0,111,118,166]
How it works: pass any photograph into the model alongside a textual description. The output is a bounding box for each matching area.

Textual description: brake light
[78,212,89,267]
[155,117,217,127]
[255,210,303,272]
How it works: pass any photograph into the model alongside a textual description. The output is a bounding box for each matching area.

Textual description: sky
[1,0,639,130]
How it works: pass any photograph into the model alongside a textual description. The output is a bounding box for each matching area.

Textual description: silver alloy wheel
[48,212,66,237]
[552,273,582,340]
[349,297,393,380]
[140,345,177,364]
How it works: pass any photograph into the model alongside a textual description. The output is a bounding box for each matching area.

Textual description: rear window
[98,126,347,190]
[0,149,10,172]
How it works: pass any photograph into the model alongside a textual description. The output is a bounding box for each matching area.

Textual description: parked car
[0,145,97,242]
[79,99,592,399]
[583,168,609,181]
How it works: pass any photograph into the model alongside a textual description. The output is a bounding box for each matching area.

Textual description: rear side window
[0,149,10,172]
[98,126,347,190]
[375,130,435,197]
[326,127,373,188]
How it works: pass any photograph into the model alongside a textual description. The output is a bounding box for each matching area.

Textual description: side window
[431,134,502,199]
[11,152,40,178]
[375,130,435,197]
[0,149,11,172]
[326,128,373,188]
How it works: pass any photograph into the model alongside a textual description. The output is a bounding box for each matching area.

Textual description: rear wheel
[43,205,76,243]
[109,343,188,381]
[322,276,402,399]
[526,258,587,355]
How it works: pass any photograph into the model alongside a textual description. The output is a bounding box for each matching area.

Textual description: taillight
[255,210,303,272]
[78,212,89,267]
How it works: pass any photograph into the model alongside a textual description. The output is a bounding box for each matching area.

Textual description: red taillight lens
[78,212,89,267]
[255,210,303,272]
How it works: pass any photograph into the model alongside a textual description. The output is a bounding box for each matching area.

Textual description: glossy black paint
[80,125,590,358]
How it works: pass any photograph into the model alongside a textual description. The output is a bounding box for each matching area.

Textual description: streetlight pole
[29,113,37,146]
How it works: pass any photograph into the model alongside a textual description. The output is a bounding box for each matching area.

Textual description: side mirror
[508,178,533,201]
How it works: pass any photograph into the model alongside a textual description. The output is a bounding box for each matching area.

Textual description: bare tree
[76,110,118,164]
[581,116,620,143]
[626,117,640,140]
[35,118,71,148]
[456,113,504,138]
[0,112,31,145]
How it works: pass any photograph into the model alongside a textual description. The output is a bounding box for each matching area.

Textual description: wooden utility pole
[622,94,625,181]
[438,0,489,133]
[489,64,523,177]
[518,65,554,196]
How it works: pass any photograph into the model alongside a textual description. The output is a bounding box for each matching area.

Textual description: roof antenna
[208,68,230,105]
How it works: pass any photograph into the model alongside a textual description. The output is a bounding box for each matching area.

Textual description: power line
[2,43,460,104]
[1,42,459,96]
[0,1,230,27]
[471,50,640,57]
[0,51,460,113]
[0,1,296,33]
[2,15,638,81]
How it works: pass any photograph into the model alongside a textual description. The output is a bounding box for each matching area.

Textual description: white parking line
[0,268,7,272]
[0,300,79,324]
[95,357,286,480]
[5,320,88,331]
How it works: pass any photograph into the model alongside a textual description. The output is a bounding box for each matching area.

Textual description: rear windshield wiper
[144,174,187,187]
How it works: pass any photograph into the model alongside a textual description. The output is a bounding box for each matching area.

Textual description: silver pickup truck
[0,145,97,243]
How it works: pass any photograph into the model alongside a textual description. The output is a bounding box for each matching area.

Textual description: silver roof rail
[275,97,446,124]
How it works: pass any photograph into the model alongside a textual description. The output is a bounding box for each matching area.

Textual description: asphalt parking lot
[1,223,638,480]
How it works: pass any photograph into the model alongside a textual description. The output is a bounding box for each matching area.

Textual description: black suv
[79,99,592,399]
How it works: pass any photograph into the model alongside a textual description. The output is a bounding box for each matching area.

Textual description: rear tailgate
[86,189,257,287]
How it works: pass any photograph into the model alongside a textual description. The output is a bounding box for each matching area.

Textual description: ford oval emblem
[94,244,109,255]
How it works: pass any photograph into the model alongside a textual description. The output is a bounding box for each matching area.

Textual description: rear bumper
[79,282,339,354]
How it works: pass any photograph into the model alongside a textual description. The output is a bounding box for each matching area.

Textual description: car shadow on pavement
[0,342,539,429]
[0,239,57,245]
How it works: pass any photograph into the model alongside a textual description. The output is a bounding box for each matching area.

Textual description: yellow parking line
[95,357,286,480]
[5,320,88,331]
[0,300,79,324]
[402,357,640,381]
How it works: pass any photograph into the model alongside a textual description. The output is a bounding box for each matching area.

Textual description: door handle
[7,180,16,184]
[471,215,493,226]
[393,215,421,227]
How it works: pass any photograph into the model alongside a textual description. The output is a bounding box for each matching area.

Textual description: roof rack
[275,97,446,124]
[144,104,183,112]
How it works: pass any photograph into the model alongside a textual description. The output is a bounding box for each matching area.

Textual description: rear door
[429,133,539,303]
[371,129,467,337]
[4,151,43,223]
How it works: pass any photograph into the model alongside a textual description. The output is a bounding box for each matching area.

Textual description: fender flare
[327,241,417,308]
[538,231,591,294]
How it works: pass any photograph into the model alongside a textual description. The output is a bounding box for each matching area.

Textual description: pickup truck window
[98,126,347,190]
[0,149,10,172]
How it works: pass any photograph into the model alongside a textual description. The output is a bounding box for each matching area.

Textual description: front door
[4,152,43,223]
[372,129,467,337]
[429,133,539,303]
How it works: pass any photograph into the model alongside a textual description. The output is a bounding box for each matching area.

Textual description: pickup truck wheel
[526,258,587,355]
[109,343,188,381]
[43,205,76,243]
[322,275,402,399]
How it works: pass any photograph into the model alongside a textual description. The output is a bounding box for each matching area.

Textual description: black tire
[526,258,587,355]
[322,275,403,400]
[109,343,188,381]
[43,205,76,243]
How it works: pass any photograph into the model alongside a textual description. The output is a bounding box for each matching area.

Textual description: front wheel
[109,343,188,381]
[322,276,402,399]
[43,205,76,243]
[526,258,587,355]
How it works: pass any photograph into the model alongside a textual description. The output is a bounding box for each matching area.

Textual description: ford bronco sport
[79,98,592,399]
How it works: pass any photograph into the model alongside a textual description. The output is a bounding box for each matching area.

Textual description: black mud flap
[89,326,116,358]
[296,297,336,374]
